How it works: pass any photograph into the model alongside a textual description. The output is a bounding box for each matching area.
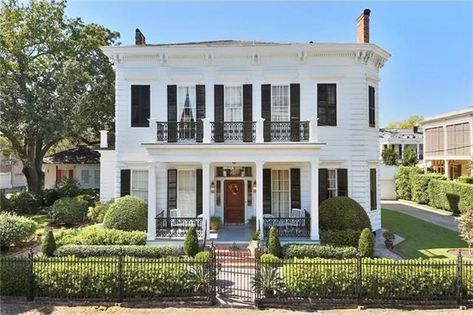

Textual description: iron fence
[263,217,311,238]
[211,121,256,143]
[265,121,309,142]
[155,215,203,238]
[156,121,203,143]
[0,254,214,303]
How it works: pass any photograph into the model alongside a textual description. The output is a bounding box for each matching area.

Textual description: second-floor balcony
[152,117,318,144]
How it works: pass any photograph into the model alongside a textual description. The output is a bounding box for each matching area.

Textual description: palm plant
[251,267,286,298]
[187,265,209,293]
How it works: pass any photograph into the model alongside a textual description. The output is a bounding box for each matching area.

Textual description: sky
[65,1,473,127]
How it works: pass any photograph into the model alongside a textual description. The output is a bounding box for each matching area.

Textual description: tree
[458,211,473,254]
[41,230,57,257]
[0,0,118,194]
[381,146,397,166]
[385,115,423,129]
[358,228,375,257]
[267,227,282,258]
[184,226,199,257]
[401,147,418,166]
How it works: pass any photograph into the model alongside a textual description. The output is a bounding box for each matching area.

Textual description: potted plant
[210,216,221,231]
[383,230,395,249]
[248,216,256,231]
[247,231,260,254]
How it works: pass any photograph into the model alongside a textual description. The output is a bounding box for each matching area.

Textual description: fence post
[209,243,217,305]
[356,253,363,306]
[26,250,34,301]
[457,250,463,305]
[117,255,124,303]
[254,240,262,307]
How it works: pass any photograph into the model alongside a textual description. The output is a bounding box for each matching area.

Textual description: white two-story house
[99,9,390,244]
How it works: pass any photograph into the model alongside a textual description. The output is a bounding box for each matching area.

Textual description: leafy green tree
[385,115,423,129]
[401,147,419,166]
[381,146,397,166]
[0,0,118,193]
[458,211,473,254]
[42,230,57,257]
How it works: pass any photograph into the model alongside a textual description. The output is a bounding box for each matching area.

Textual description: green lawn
[381,208,467,259]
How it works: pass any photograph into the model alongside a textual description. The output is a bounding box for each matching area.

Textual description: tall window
[247,181,253,207]
[271,85,289,121]
[178,87,196,122]
[317,84,337,126]
[81,170,90,185]
[131,85,150,127]
[370,168,377,210]
[224,86,243,121]
[131,170,148,200]
[369,86,375,127]
[271,170,290,217]
[178,170,196,217]
[328,169,337,198]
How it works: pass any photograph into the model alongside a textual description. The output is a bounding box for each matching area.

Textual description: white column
[401,143,405,159]
[444,159,450,180]
[202,162,211,238]
[309,116,318,143]
[202,118,211,143]
[148,118,157,143]
[147,163,157,241]
[100,130,109,148]
[256,118,265,143]
[416,143,420,160]
[255,161,264,237]
[310,159,320,241]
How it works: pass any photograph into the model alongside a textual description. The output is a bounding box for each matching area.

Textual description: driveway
[381,200,458,232]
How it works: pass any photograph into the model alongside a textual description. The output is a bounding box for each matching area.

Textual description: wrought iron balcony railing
[155,214,203,238]
[263,216,310,238]
[156,121,203,143]
[264,121,310,142]
[210,121,256,143]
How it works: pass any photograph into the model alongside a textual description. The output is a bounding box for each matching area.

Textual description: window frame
[131,170,148,201]
[224,85,243,122]
[369,168,377,210]
[368,86,376,127]
[177,169,197,217]
[328,169,338,198]
[271,169,291,217]
[131,85,151,127]
[81,170,90,185]
[271,85,290,122]
[177,86,197,123]
[317,83,337,126]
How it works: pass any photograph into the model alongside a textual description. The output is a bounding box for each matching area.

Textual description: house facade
[99,9,390,243]
[379,127,424,162]
[422,107,473,179]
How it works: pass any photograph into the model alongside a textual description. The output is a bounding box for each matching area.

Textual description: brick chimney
[135,28,146,46]
[356,9,371,43]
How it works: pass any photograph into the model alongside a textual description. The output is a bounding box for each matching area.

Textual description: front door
[224,180,245,224]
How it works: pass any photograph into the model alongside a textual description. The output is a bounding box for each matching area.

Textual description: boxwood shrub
[320,229,360,248]
[319,197,371,232]
[0,212,38,249]
[55,225,146,246]
[103,196,147,231]
[56,245,180,258]
[48,196,89,226]
[427,179,473,214]
[283,244,357,259]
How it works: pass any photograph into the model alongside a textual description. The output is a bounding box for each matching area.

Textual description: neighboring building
[422,107,473,179]
[99,9,390,243]
[0,154,25,191]
[43,146,100,190]
[379,127,424,161]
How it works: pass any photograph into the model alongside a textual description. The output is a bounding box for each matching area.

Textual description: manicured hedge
[0,257,28,296]
[427,180,473,214]
[283,244,357,259]
[55,225,146,247]
[320,229,360,248]
[319,197,371,231]
[56,245,181,258]
[48,196,89,225]
[103,196,147,231]
[411,173,445,204]
[0,212,38,248]
[395,166,422,200]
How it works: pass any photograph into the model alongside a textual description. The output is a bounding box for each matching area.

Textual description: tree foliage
[0,0,119,193]
[381,146,397,166]
[385,115,423,129]
[401,147,419,166]
[458,211,473,253]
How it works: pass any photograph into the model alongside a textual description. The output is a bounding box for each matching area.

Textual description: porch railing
[155,212,203,238]
[211,121,256,142]
[265,121,310,142]
[156,121,203,143]
[263,215,311,238]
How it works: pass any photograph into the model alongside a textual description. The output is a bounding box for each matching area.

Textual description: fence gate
[214,244,259,304]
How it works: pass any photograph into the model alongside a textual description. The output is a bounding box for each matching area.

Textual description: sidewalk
[381,200,458,232]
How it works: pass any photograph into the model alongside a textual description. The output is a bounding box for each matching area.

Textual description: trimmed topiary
[319,196,371,232]
[0,212,38,249]
[41,230,57,257]
[358,228,375,257]
[184,226,199,257]
[267,227,282,258]
[103,196,147,231]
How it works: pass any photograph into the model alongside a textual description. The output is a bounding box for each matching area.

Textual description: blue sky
[66,1,473,127]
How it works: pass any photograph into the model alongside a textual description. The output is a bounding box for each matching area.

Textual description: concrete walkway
[381,200,459,232]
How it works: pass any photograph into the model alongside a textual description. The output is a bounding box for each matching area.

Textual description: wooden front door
[224,180,245,224]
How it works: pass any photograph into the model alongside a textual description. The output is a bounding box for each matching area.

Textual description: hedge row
[320,230,360,248]
[56,245,181,258]
[55,225,146,247]
[283,244,358,259]
[1,255,209,298]
[395,166,473,213]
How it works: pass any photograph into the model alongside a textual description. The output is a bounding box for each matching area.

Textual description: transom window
[271,85,289,121]
[178,170,196,217]
[131,170,148,201]
[224,86,243,122]
[178,87,196,122]
[328,169,337,198]
[271,169,290,217]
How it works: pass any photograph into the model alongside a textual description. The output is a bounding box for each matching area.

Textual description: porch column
[255,161,264,237]
[310,159,320,241]
[416,143,420,160]
[147,163,157,241]
[202,162,211,238]
[444,159,450,180]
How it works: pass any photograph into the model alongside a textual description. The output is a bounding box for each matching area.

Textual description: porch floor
[209,225,253,244]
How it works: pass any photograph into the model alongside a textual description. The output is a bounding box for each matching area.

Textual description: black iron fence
[264,121,309,142]
[0,254,214,303]
[255,253,473,307]
[156,121,203,143]
[263,217,311,238]
[211,121,256,143]
[155,215,203,238]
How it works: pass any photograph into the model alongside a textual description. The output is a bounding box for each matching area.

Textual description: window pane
[178,86,196,122]
[132,170,148,201]
[81,170,90,184]
[94,170,100,185]
[271,169,290,217]
[224,86,243,121]
[271,86,289,121]
[247,181,252,207]
[178,170,196,217]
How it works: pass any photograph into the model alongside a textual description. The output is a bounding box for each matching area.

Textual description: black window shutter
[214,85,224,142]
[196,169,203,216]
[196,85,206,142]
[243,84,253,142]
[261,84,271,142]
[369,86,375,127]
[167,169,177,216]
[131,85,150,127]
[120,169,131,197]
[318,168,328,205]
[337,168,348,197]
[290,168,301,209]
[317,84,337,126]
[167,85,177,143]
[290,84,300,142]
[263,168,272,214]
[370,168,377,210]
